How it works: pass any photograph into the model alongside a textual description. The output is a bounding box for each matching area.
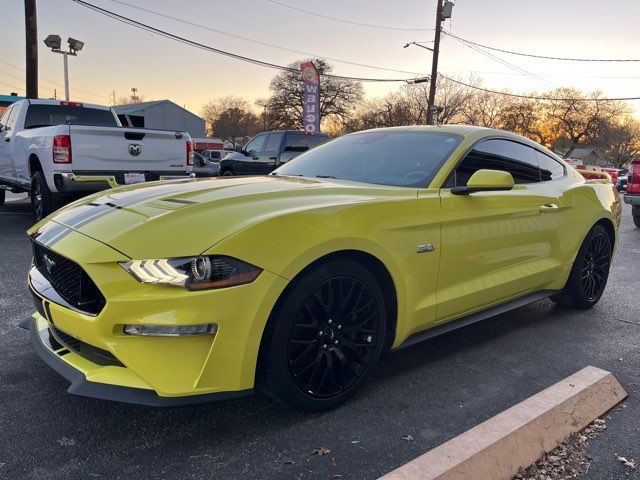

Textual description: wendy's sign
[300,62,320,133]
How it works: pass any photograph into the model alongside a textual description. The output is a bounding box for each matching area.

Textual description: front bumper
[20,315,251,406]
[623,194,640,206]
[53,172,194,193]
[25,224,288,405]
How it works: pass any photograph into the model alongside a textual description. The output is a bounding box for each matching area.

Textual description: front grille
[32,242,106,315]
[49,324,123,367]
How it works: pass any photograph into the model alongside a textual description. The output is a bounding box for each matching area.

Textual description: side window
[536,151,565,181]
[451,139,540,186]
[0,106,12,130]
[264,132,284,152]
[4,106,20,131]
[245,134,267,154]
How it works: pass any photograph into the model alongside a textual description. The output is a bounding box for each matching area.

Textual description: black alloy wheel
[287,276,381,399]
[581,231,610,301]
[259,260,387,411]
[551,224,612,309]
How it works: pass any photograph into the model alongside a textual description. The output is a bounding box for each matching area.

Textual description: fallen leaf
[312,447,331,456]
[401,434,414,442]
[616,456,637,469]
[283,460,295,465]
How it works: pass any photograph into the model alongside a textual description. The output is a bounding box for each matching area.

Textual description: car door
[0,106,16,178]
[241,133,268,175]
[435,138,560,323]
[257,132,284,174]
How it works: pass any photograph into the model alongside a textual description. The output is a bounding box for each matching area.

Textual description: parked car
[23,125,620,411]
[617,173,628,192]
[0,99,193,219]
[623,159,640,227]
[193,152,220,177]
[200,149,230,162]
[219,130,329,176]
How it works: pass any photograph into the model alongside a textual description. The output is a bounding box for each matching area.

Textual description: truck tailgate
[68,125,188,172]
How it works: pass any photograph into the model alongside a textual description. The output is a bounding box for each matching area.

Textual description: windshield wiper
[316,175,338,179]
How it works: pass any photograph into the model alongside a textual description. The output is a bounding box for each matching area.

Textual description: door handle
[252,156,259,160]
[539,203,559,213]
[269,156,277,160]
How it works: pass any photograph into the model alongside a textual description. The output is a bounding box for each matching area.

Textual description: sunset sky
[3,0,640,116]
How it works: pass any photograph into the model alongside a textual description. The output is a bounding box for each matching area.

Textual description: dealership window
[450,139,540,186]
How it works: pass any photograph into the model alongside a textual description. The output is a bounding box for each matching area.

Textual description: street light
[43,34,85,101]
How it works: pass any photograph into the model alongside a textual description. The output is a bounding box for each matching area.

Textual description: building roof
[565,147,601,160]
[0,94,26,105]
[113,99,204,121]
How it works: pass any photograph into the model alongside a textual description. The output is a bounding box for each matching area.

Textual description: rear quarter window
[536,151,566,181]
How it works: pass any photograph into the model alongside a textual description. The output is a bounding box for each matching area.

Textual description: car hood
[46,176,385,259]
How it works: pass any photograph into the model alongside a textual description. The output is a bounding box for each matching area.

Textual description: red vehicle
[601,168,619,184]
[575,165,618,183]
[624,159,640,227]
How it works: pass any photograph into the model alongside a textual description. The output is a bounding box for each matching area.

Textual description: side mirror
[451,169,515,195]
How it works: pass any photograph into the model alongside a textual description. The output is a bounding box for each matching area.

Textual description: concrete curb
[379,366,627,480]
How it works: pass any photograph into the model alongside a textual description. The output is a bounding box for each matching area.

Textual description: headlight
[120,255,262,290]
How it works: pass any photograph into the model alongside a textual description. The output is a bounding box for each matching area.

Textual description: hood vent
[161,198,197,205]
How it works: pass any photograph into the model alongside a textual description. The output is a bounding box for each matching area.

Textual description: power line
[448,34,554,86]
[267,0,434,31]
[443,31,640,62]
[0,59,107,99]
[70,0,409,83]
[439,73,640,101]
[106,0,424,76]
[68,0,640,101]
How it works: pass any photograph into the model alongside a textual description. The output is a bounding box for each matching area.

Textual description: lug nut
[337,325,342,330]
[319,331,324,336]
[328,319,333,324]
[334,340,339,345]
[322,344,327,349]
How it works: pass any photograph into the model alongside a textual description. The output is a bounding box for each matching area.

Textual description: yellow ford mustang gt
[21,125,620,411]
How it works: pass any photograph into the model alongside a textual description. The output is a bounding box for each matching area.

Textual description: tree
[545,88,632,154]
[266,59,364,130]
[595,116,640,167]
[201,96,260,146]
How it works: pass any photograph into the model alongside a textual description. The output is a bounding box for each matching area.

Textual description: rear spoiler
[577,169,612,184]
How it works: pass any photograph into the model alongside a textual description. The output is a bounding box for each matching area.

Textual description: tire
[258,259,387,412]
[633,215,640,228]
[221,169,234,177]
[551,224,612,309]
[0,189,5,206]
[30,171,56,221]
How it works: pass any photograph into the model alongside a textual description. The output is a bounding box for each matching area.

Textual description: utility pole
[25,0,38,99]
[426,0,444,125]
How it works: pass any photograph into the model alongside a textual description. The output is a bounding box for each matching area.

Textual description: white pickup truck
[0,99,194,219]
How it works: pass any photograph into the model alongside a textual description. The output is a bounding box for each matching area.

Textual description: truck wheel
[0,189,5,206]
[633,215,640,228]
[30,171,56,221]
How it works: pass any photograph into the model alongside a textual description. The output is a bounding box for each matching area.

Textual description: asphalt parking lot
[1,195,639,480]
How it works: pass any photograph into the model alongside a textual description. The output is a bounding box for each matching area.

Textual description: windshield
[274,131,462,188]
[24,104,118,129]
